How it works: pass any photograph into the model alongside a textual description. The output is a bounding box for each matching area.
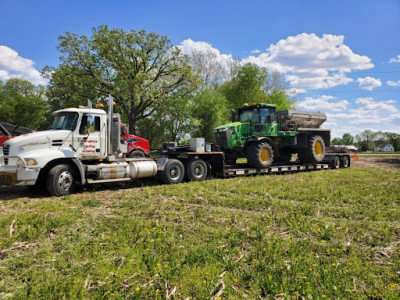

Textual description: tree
[192,89,229,142]
[385,132,400,151]
[221,63,293,111]
[331,137,343,145]
[0,79,47,130]
[355,130,376,151]
[341,133,354,145]
[44,25,199,134]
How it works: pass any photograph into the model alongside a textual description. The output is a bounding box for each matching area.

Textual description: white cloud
[296,95,349,112]
[243,33,374,89]
[286,88,306,97]
[389,55,400,63]
[251,49,261,54]
[177,39,234,71]
[0,45,47,85]
[357,76,382,91]
[327,98,400,137]
[387,80,400,87]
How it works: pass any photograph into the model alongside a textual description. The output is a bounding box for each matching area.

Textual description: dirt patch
[352,156,400,169]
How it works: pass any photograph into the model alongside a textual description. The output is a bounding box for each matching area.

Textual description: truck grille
[215,130,231,148]
[3,143,10,165]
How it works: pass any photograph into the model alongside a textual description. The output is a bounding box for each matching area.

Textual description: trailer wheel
[332,156,341,169]
[186,159,207,181]
[128,149,145,158]
[247,142,274,168]
[298,135,326,164]
[341,155,350,168]
[46,164,77,196]
[158,159,184,184]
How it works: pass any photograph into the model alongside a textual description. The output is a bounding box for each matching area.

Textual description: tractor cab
[237,103,277,133]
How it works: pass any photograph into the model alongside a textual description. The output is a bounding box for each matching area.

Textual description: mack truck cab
[214,103,331,168]
[0,98,158,196]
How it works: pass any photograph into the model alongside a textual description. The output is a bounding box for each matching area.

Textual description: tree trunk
[128,116,136,135]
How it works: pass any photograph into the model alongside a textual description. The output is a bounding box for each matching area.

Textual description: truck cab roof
[53,108,107,115]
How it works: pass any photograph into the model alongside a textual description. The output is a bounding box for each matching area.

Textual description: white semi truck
[0,97,350,196]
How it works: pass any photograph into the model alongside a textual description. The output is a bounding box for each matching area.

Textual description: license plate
[0,172,16,186]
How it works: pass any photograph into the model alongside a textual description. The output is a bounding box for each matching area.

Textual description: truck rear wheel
[157,159,185,184]
[298,135,325,164]
[332,156,341,169]
[341,155,350,168]
[46,164,77,196]
[247,142,274,168]
[186,159,207,181]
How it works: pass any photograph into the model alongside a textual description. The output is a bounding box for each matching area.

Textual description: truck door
[76,113,106,159]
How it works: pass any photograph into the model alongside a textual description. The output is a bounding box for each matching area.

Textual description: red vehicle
[120,123,150,158]
[0,123,13,146]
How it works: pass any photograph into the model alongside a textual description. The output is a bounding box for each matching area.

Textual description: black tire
[128,149,145,158]
[157,159,185,184]
[186,159,207,181]
[341,156,350,168]
[332,156,341,169]
[298,135,326,164]
[247,142,274,168]
[46,164,77,196]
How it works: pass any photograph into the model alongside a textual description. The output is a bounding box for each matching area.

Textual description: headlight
[25,159,38,166]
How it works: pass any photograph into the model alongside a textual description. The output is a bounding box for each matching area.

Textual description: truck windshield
[51,113,79,130]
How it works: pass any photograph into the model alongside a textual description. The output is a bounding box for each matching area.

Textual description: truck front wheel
[46,164,77,196]
[247,142,274,168]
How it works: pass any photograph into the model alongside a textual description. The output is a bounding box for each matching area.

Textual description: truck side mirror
[231,110,236,123]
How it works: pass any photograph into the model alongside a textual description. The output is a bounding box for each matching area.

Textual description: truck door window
[79,115,88,135]
[79,114,100,134]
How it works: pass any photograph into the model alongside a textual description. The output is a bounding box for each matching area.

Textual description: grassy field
[1,157,400,299]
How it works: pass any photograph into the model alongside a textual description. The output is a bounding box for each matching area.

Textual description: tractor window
[239,110,254,122]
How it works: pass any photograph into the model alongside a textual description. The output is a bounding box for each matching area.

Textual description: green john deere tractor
[214,103,330,167]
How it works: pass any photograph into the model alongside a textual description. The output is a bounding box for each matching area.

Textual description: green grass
[1,167,400,299]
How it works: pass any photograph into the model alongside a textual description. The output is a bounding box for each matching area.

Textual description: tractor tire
[341,155,350,168]
[186,159,208,181]
[157,159,185,184]
[332,156,341,169]
[298,135,325,164]
[247,142,274,168]
[46,164,77,196]
[128,150,145,158]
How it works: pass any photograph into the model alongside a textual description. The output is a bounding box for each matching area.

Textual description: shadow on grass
[0,178,164,201]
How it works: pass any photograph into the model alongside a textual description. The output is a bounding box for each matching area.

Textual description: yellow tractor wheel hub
[260,149,270,162]
[314,141,322,156]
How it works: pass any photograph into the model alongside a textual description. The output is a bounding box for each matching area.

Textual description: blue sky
[0,0,399,137]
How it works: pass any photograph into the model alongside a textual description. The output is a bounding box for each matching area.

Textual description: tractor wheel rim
[314,141,322,156]
[58,171,72,191]
[260,149,269,162]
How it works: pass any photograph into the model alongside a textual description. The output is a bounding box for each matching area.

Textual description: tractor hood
[2,130,73,157]
[215,121,250,131]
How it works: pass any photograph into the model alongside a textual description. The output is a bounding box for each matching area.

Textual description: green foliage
[0,79,47,130]
[136,92,199,148]
[221,63,293,112]
[331,133,354,146]
[192,89,229,142]
[221,63,269,109]
[1,165,399,298]
[44,25,199,134]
